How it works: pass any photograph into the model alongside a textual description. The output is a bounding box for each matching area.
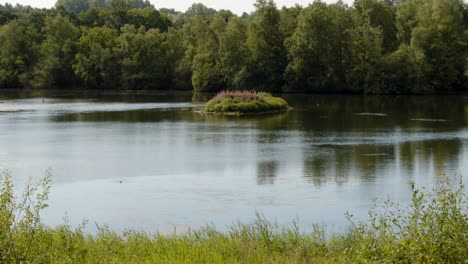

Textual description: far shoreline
[0,88,468,96]
[194,107,292,116]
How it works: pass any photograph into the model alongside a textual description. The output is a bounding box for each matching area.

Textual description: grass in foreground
[204,90,289,114]
[1,171,467,263]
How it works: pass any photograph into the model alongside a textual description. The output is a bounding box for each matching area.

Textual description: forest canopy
[0,0,467,94]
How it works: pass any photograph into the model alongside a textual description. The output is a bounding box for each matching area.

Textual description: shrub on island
[204,90,289,114]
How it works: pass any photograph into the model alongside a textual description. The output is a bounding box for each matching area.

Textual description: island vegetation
[1,171,466,263]
[0,0,467,94]
[203,90,289,114]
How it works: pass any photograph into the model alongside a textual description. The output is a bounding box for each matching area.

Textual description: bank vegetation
[1,171,467,263]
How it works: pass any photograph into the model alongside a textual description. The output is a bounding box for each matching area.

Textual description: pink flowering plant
[204,90,289,113]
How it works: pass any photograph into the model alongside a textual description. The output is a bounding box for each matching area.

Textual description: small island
[201,90,290,115]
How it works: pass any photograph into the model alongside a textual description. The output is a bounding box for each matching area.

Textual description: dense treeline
[0,0,467,93]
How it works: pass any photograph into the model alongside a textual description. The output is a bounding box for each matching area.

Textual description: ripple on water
[410,118,448,122]
[0,99,201,115]
[355,113,388,117]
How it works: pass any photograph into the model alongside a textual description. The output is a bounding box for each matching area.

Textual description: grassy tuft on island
[1,171,467,263]
[203,90,290,114]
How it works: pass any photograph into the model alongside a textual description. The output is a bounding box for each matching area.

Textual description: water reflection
[303,155,330,186]
[257,161,278,185]
[301,138,463,187]
[282,94,467,132]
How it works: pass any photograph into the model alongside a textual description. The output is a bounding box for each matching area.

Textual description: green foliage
[55,0,90,14]
[108,0,152,11]
[219,17,249,89]
[74,2,170,30]
[77,7,117,28]
[29,15,81,88]
[410,0,466,91]
[192,15,226,92]
[354,0,398,52]
[165,28,192,90]
[284,1,353,93]
[395,0,419,44]
[0,10,17,25]
[185,3,216,17]
[126,8,172,31]
[0,3,37,14]
[344,177,468,263]
[347,22,383,94]
[246,0,286,92]
[117,26,175,89]
[0,171,466,262]
[73,27,120,88]
[379,44,426,94]
[0,0,466,93]
[0,20,40,88]
[279,5,301,39]
[0,170,51,263]
[204,90,289,113]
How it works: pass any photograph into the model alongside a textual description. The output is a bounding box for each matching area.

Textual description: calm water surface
[0,90,467,233]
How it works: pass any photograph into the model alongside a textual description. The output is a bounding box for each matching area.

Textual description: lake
[0,90,467,233]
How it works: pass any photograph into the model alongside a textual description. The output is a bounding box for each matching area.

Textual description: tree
[77,7,117,28]
[217,9,234,22]
[395,0,420,44]
[90,0,109,9]
[185,3,216,17]
[219,16,249,89]
[108,0,152,28]
[165,27,192,89]
[29,14,81,88]
[191,15,225,92]
[117,25,175,89]
[73,27,120,88]
[246,0,286,92]
[347,17,383,93]
[108,0,152,11]
[126,8,172,31]
[279,5,301,39]
[379,44,426,93]
[0,20,39,88]
[171,16,210,90]
[354,0,398,52]
[284,1,353,93]
[410,0,466,91]
[0,10,17,26]
[24,11,48,34]
[55,0,90,14]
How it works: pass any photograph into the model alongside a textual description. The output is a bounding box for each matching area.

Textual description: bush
[204,90,289,114]
[0,170,51,263]
[343,177,468,263]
